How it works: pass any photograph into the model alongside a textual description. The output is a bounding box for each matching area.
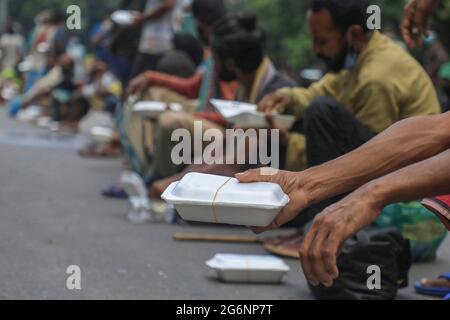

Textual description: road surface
[0,108,448,299]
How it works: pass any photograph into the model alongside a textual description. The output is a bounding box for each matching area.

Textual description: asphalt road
[0,108,448,300]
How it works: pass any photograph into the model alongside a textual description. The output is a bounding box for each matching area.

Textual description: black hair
[156,50,196,78]
[192,0,226,26]
[49,10,65,24]
[173,33,204,67]
[310,0,370,33]
[212,12,265,73]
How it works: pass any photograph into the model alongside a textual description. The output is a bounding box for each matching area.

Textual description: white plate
[111,10,139,25]
[132,101,183,117]
[206,254,290,283]
[161,173,289,227]
[210,99,296,129]
[90,126,114,143]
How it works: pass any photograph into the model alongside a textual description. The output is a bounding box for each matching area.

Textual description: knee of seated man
[158,111,186,131]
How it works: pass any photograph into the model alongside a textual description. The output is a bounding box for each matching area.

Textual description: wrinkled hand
[299,187,383,288]
[258,92,291,113]
[401,0,438,48]
[126,73,150,97]
[235,168,310,233]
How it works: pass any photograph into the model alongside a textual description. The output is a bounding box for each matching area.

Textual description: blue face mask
[344,50,358,70]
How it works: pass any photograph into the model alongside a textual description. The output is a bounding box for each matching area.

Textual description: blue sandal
[101,185,128,199]
[414,272,450,297]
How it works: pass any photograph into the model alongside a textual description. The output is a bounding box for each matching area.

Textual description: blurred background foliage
[5,0,450,70]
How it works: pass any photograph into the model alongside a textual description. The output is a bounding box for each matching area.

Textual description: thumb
[235,168,276,183]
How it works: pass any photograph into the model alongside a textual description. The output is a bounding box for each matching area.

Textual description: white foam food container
[206,254,290,283]
[111,10,140,25]
[210,99,296,129]
[90,126,114,143]
[132,101,184,118]
[161,173,289,227]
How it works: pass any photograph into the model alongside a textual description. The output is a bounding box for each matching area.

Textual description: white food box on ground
[161,173,289,227]
[210,99,296,129]
[132,101,183,118]
[206,254,290,283]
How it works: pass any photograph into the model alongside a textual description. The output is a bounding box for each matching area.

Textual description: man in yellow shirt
[260,0,440,170]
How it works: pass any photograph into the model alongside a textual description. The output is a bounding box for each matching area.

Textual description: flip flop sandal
[414,272,450,297]
[101,185,128,199]
[262,230,305,246]
[78,145,121,159]
[263,234,304,259]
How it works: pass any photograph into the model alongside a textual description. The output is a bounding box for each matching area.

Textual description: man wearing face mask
[259,0,440,170]
[250,0,442,251]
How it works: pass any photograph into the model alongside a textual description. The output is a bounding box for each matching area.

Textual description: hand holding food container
[161,172,290,227]
[206,254,290,283]
[210,99,295,129]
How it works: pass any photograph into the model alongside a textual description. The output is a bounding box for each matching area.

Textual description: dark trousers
[288,96,377,227]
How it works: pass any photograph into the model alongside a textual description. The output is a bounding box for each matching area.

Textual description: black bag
[308,228,412,300]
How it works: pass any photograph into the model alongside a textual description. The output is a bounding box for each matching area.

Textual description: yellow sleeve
[278,73,339,119]
[352,81,399,133]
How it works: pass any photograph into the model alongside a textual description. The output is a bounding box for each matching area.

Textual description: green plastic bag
[375,202,447,262]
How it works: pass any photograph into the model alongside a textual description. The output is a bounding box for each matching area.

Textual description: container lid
[210,99,258,118]
[133,101,183,113]
[210,99,295,129]
[161,173,289,209]
[206,254,290,272]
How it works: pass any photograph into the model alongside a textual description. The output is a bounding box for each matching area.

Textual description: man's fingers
[249,206,295,234]
[401,3,415,47]
[273,97,288,113]
[299,226,320,286]
[235,168,274,183]
[258,94,284,112]
[309,225,334,287]
[322,230,342,281]
[412,6,425,46]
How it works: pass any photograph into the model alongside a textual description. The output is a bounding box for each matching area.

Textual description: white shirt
[139,0,175,54]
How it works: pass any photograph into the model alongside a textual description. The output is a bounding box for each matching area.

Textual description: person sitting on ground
[101,0,233,199]
[236,0,450,289]
[146,12,296,197]
[249,0,440,247]
[126,0,236,118]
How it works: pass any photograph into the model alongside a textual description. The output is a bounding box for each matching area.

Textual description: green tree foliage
[229,0,449,69]
[9,0,120,31]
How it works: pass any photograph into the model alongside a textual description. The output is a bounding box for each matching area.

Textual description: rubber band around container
[211,177,233,223]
